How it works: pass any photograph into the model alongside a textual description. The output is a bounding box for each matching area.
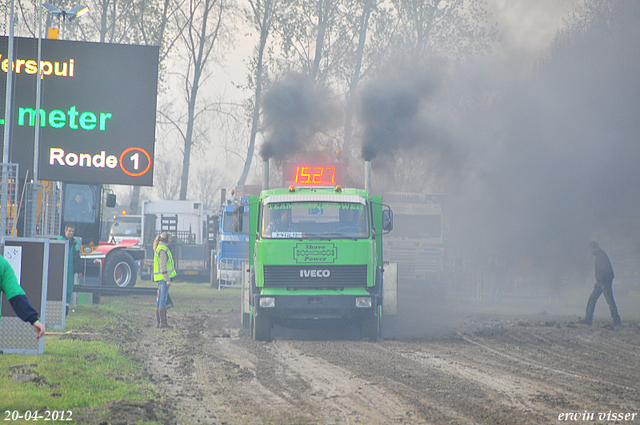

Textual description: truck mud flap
[382,262,398,338]
[382,263,398,315]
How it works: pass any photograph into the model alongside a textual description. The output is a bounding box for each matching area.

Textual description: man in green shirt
[0,255,46,338]
[57,224,83,311]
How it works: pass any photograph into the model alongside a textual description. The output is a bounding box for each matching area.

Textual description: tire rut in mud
[129,306,640,425]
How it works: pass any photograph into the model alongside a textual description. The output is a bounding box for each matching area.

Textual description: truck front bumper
[253,293,379,321]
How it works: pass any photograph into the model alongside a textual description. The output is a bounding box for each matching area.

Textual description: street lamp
[42,3,89,39]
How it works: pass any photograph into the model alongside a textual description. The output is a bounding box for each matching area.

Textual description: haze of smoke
[359,77,431,161]
[260,73,339,161]
[358,71,457,161]
[446,0,640,286]
[357,67,466,196]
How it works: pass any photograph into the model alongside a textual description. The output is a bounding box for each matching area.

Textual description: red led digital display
[295,166,335,185]
[284,163,342,187]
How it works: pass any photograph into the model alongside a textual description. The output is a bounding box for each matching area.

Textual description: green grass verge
[0,279,240,424]
[0,339,153,410]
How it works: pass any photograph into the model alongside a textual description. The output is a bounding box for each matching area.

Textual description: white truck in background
[139,200,218,280]
[108,215,143,245]
[383,193,445,289]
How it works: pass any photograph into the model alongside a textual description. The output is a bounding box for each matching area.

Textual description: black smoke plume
[358,68,463,183]
[260,73,338,161]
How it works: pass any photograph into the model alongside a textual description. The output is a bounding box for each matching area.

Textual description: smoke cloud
[444,0,640,285]
[254,1,640,291]
[358,69,461,165]
[260,73,339,161]
[347,1,640,289]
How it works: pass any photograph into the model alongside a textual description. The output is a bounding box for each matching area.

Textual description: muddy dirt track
[84,287,640,425]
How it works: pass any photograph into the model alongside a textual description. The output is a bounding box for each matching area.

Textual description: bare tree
[391,0,497,64]
[236,0,275,187]
[274,0,354,84]
[87,0,135,43]
[191,166,227,210]
[171,0,233,200]
[153,157,182,200]
[341,0,397,156]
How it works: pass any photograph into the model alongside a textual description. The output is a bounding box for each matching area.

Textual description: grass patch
[166,280,240,313]
[0,339,153,411]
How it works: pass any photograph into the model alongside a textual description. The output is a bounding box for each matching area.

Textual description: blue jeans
[156,281,169,307]
[585,279,621,323]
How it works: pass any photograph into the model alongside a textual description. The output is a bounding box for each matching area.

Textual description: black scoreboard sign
[0,36,159,186]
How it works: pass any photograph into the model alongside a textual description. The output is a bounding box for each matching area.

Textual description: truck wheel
[360,311,379,342]
[104,251,137,288]
[253,314,271,342]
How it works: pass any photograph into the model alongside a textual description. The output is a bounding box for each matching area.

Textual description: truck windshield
[261,201,369,239]
[222,211,249,234]
[110,218,141,237]
[63,184,96,224]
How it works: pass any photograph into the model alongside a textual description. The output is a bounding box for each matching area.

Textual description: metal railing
[217,257,244,289]
[23,182,62,238]
[0,163,18,236]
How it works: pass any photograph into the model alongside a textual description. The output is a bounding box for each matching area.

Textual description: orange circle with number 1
[119,147,152,177]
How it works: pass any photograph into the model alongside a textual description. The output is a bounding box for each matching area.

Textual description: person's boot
[155,308,161,328]
[160,308,172,328]
[577,317,592,326]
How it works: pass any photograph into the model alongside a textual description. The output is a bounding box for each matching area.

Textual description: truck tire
[103,251,137,288]
[253,314,271,342]
[360,310,379,342]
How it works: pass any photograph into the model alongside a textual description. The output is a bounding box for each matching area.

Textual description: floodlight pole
[1,0,16,236]
[2,0,15,162]
[34,0,43,183]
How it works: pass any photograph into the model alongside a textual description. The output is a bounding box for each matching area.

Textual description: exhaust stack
[364,160,372,192]
[262,159,269,191]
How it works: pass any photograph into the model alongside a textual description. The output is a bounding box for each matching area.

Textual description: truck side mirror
[382,209,393,232]
[234,205,244,232]
[106,193,117,208]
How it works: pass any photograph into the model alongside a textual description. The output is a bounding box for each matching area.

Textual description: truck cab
[216,200,249,287]
[108,215,142,245]
[247,186,394,341]
[61,182,144,288]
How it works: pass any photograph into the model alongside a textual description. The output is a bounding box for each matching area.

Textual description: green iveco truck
[243,162,396,341]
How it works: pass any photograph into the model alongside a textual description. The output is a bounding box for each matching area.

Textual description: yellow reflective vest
[154,244,177,281]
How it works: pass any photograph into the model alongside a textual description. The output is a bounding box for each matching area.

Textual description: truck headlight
[259,297,275,308]
[355,297,372,308]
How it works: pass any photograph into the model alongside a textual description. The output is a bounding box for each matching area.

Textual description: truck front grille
[290,308,342,316]
[263,265,367,288]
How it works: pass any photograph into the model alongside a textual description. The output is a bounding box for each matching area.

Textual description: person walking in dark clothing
[578,241,621,326]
